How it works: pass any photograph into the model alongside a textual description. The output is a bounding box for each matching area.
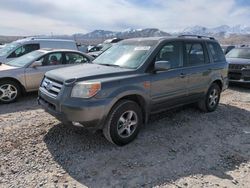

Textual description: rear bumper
[38,88,112,130]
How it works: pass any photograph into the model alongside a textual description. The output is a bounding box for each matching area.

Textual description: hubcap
[0,84,18,102]
[208,88,219,108]
[117,110,138,138]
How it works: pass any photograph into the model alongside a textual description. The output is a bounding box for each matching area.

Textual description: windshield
[93,42,154,69]
[0,42,20,56]
[100,43,112,51]
[226,48,250,59]
[5,50,44,67]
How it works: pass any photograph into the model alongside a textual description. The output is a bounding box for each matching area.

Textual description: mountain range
[71,25,250,43]
[181,25,250,36]
[0,25,250,44]
[73,28,171,40]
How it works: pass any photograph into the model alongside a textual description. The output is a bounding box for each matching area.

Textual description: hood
[45,63,134,83]
[0,63,18,71]
[226,58,250,64]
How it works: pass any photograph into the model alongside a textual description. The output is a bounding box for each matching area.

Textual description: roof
[15,37,75,43]
[122,35,217,43]
[37,48,94,60]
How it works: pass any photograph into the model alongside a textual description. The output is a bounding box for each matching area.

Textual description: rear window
[208,42,225,62]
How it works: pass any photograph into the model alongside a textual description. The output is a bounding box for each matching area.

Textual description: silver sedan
[0,49,93,103]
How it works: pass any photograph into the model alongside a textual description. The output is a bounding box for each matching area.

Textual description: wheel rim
[117,110,138,138]
[208,88,219,108]
[0,84,18,102]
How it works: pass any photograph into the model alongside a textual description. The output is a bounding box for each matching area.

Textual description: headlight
[71,81,101,98]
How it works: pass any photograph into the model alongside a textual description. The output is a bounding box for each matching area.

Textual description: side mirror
[154,61,171,71]
[31,60,42,68]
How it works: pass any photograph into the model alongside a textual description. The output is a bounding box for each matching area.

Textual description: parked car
[221,45,235,54]
[226,46,250,84]
[88,44,103,53]
[77,44,88,53]
[0,37,78,63]
[88,38,123,58]
[0,43,6,49]
[38,35,228,146]
[0,49,93,103]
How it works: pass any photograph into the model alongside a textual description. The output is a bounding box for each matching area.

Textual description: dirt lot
[0,86,250,188]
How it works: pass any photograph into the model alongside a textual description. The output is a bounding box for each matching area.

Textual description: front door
[150,41,188,112]
[24,52,63,91]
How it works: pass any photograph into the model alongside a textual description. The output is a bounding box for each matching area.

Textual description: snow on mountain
[73,28,170,40]
[181,25,250,35]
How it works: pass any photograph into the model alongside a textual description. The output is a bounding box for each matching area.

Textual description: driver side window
[37,53,63,66]
[156,42,182,69]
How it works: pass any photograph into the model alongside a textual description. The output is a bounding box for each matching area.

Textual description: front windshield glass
[93,42,155,69]
[0,42,20,56]
[226,48,250,59]
[100,43,112,51]
[5,50,44,67]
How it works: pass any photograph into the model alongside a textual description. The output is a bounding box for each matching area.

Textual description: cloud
[0,0,249,35]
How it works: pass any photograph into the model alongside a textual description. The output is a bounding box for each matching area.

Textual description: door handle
[180,73,186,78]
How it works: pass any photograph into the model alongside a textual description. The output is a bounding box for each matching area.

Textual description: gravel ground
[0,86,250,188]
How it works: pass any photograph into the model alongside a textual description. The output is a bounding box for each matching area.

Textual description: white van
[0,37,78,63]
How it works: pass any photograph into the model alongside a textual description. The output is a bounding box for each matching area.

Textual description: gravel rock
[0,87,250,187]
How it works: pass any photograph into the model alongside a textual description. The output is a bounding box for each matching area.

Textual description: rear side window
[208,42,225,62]
[65,53,89,64]
[8,43,40,58]
[184,42,206,66]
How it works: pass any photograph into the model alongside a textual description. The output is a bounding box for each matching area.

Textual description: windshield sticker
[134,46,151,51]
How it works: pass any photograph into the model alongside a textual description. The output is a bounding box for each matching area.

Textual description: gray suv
[38,36,228,146]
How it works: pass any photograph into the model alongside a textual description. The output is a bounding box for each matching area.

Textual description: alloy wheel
[0,84,18,102]
[117,110,138,138]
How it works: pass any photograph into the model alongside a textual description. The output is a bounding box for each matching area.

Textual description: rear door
[150,41,188,112]
[183,41,211,100]
[24,52,63,90]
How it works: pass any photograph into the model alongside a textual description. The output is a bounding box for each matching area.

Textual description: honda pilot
[38,35,228,146]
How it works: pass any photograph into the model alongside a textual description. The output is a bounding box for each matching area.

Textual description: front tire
[198,83,221,112]
[103,100,143,146]
[0,80,21,104]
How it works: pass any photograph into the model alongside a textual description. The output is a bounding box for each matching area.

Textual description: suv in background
[39,35,228,146]
[0,37,78,63]
[88,38,123,58]
[226,46,250,84]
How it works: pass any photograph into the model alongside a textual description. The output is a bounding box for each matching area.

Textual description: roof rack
[178,35,215,40]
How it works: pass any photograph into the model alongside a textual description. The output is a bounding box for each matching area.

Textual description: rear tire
[198,83,221,112]
[103,100,143,146]
[0,80,21,104]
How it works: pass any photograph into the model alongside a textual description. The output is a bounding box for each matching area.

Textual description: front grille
[229,64,246,70]
[40,77,63,98]
[228,72,242,80]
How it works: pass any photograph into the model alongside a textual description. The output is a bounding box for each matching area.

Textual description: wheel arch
[105,93,149,127]
[211,79,223,90]
[0,77,26,94]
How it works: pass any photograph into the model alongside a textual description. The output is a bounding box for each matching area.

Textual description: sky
[0,0,250,36]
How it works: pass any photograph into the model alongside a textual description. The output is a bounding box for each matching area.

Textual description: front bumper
[228,69,250,83]
[38,88,112,130]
